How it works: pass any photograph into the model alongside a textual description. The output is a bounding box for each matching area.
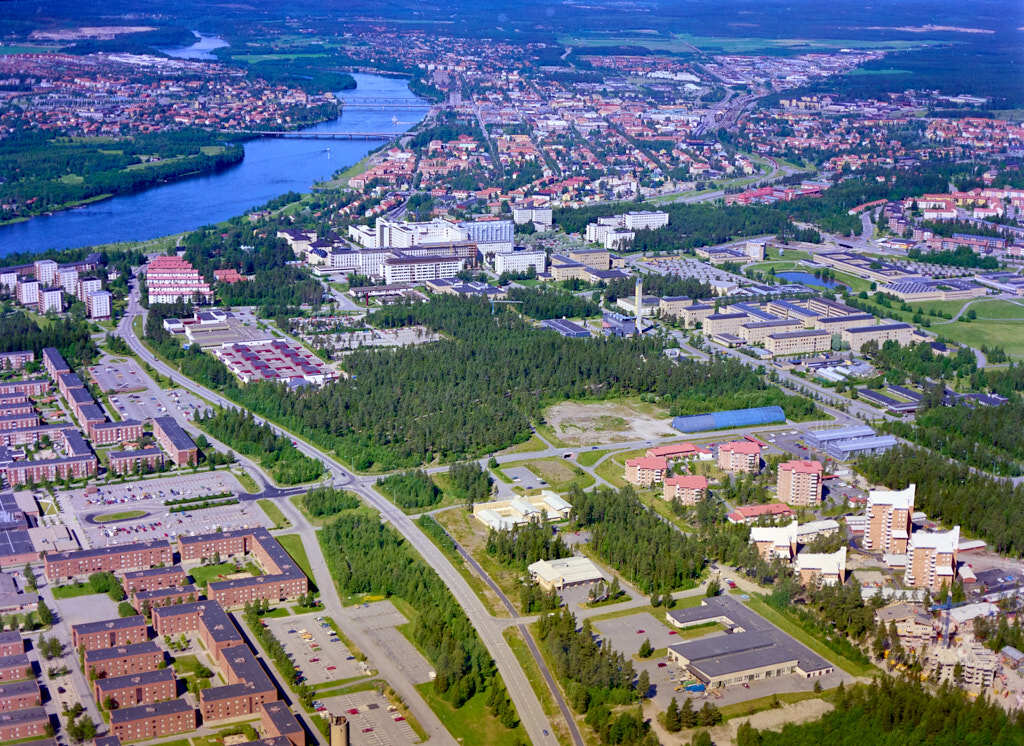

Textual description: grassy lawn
[967,299,1024,320]
[257,499,291,529]
[934,318,1024,359]
[503,627,572,746]
[742,595,876,677]
[92,509,147,523]
[633,489,696,534]
[52,583,100,599]
[577,449,609,467]
[415,683,528,746]
[234,469,259,493]
[260,607,291,618]
[171,654,211,679]
[276,534,315,588]
[535,423,570,448]
[718,690,831,720]
[497,433,548,455]
[828,270,874,294]
[191,723,258,746]
[594,458,627,487]
[188,562,243,587]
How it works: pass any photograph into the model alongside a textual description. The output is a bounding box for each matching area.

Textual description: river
[0,73,429,256]
[161,32,229,61]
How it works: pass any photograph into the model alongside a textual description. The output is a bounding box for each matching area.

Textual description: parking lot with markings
[345,602,435,685]
[264,613,365,687]
[321,690,418,746]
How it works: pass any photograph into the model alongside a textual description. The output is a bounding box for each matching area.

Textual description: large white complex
[494,250,546,275]
[528,556,606,591]
[383,254,465,285]
[472,491,572,531]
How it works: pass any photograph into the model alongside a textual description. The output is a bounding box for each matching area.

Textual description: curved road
[116,285,558,746]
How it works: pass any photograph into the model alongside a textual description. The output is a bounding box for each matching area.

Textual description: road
[116,284,558,746]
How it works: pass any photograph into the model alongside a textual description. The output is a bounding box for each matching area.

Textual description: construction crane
[490,298,521,315]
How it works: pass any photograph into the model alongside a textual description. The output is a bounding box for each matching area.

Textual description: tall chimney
[634,276,642,335]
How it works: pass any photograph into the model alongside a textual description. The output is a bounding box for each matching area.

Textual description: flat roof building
[110,699,195,742]
[151,416,198,467]
[72,616,147,652]
[472,492,572,531]
[795,547,846,586]
[45,540,172,582]
[528,556,606,592]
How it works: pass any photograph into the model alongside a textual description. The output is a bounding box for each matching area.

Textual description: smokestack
[634,276,642,335]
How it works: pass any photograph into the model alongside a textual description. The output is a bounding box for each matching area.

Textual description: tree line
[507,286,600,320]
[0,312,96,368]
[485,520,570,569]
[303,486,360,517]
[377,470,442,510]
[320,511,519,726]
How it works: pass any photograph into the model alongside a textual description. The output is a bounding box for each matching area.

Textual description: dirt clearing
[544,400,677,446]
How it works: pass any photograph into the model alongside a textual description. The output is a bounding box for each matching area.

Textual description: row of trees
[243,601,314,709]
[320,511,518,724]
[507,287,600,319]
[0,312,96,368]
[194,408,324,485]
[303,486,360,517]
[377,470,442,510]
[485,520,570,569]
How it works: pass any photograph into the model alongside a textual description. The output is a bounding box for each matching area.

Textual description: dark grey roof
[84,641,160,663]
[109,698,193,723]
[0,679,39,698]
[152,417,196,451]
[57,373,84,391]
[94,667,175,692]
[0,529,32,558]
[72,615,146,637]
[66,388,93,405]
[236,738,292,746]
[0,707,47,726]
[46,539,169,563]
[108,447,163,460]
[260,701,302,733]
[667,596,833,678]
[846,322,913,333]
[123,566,185,581]
[92,420,143,431]
[135,584,197,602]
[94,738,121,746]
[155,601,242,646]
[814,314,874,326]
[0,653,30,670]
[0,631,21,648]
[41,348,69,373]
[768,329,830,340]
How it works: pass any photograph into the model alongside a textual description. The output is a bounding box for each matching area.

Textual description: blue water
[775,271,844,289]
[0,73,429,256]
[161,32,229,61]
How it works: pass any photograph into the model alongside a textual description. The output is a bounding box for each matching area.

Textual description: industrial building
[666,596,834,687]
[472,492,572,531]
[528,556,606,591]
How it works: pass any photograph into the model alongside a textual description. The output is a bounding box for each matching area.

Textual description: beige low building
[765,329,831,356]
[472,492,572,531]
[681,304,715,328]
[841,323,914,353]
[659,296,694,316]
[875,603,934,649]
[795,547,846,586]
[739,319,804,344]
[528,556,606,591]
[704,312,749,337]
[812,313,876,333]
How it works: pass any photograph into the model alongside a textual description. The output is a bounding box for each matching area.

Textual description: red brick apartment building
[121,566,186,595]
[72,616,147,652]
[88,420,144,446]
[200,645,276,721]
[0,352,33,371]
[41,348,70,379]
[84,642,163,679]
[0,632,22,658]
[93,668,176,709]
[151,416,198,466]
[110,699,195,742]
[0,381,47,397]
[44,540,172,582]
[261,700,304,746]
[133,584,198,610]
[0,680,40,711]
[717,441,762,473]
[777,460,824,507]
[0,707,48,741]
[0,402,35,417]
[107,448,164,475]
[0,414,39,431]
[0,655,31,682]
[180,528,308,607]
[151,601,242,663]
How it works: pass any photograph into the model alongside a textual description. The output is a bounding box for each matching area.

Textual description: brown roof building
[121,566,187,595]
[0,654,32,682]
[260,701,304,746]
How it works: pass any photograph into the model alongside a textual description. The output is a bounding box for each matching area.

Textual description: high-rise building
[33,259,57,286]
[905,526,959,591]
[777,460,824,506]
[865,484,915,556]
[37,287,62,315]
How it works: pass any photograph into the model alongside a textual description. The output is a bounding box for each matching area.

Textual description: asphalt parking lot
[89,359,150,394]
[345,602,434,685]
[594,612,680,657]
[108,386,206,424]
[321,690,418,746]
[61,472,269,549]
[53,593,119,628]
[264,613,364,686]
[502,466,544,490]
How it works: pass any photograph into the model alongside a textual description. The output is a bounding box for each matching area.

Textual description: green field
[52,583,100,599]
[257,499,291,529]
[966,299,1024,320]
[935,318,1024,359]
[93,510,147,523]
[507,457,595,492]
[576,449,609,467]
[275,534,315,586]
[189,562,242,587]
[415,683,528,746]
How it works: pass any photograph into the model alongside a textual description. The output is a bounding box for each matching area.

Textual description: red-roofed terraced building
[727,503,795,525]
[646,443,711,463]
[145,256,212,304]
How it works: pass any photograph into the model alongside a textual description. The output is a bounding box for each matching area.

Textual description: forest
[0,129,243,221]
[302,486,360,517]
[628,203,794,252]
[738,676,1024,746]
[570,484,705,593]
[885,402,1024,477]
[445,461,493,506]
[857,445,1024,556]
[907,245,1000,270]
[201,296,818,471]
[603,275,713,303]
[507,287,600,320]
[319,511,519,726]
[376,470,442,510]
[485,520,570,569]
[193,408,325,485]
[0,312,96,368]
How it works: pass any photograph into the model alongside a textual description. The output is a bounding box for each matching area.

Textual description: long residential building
[144,256,212,304]
[841,322,914,353]
[151,416,198,467]
[72,616,147,652]
[44,540,172,582]
[93,668,176,709]
[84,642,163,679]
[110,699,196,742]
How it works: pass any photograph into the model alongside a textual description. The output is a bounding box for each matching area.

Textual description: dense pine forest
[198,296,818,471]
[0,312,96,368]
[857,445,1024,556]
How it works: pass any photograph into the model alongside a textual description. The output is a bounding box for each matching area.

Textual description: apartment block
[93,668,176,709]
[151,416,198,467]
[0,633,22,658]
[841,323,914,353]
[905,526,960,592]
[134,584,199,610]
[110,699,196,742]
[681,303,715,329]
[144,256,212,304]
[717,441,761,474]
[76,277,101,304]
[44,540,172,581]
[151,601,243,661]
[200,645,276,722]
[0,680,40,712]
[704,312,749,337]
[739,319,803,344]
[0,655,31,682]
[88,420,144,446]
[71,616,147,652]
[121,566,187,595]
[623,456,667,488]
[86,290,112,320]
[765,329,831,357]
[107,448,164,475]
[0,707,48,742]
[663,475,708,505]
[777,460,824,507]
[261,701,304,746]
[36,288,62,315]
[795,547,846,586]
[84,642,162,679]
[0,352,33,371]
[15,281,38,307]
[864,484,915,556]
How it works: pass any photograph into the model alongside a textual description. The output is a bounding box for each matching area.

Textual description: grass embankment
[417,512,508,617]
[257,499,291,529]
[434,509,523,614]
[415,683,528,746]
[275,534,316,590]
[718,689,833,720]
[503,627,572,746]
[52,583,101,599]
[93,510,147,523]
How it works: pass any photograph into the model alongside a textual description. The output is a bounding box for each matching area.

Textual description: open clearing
[544,400,676,446]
